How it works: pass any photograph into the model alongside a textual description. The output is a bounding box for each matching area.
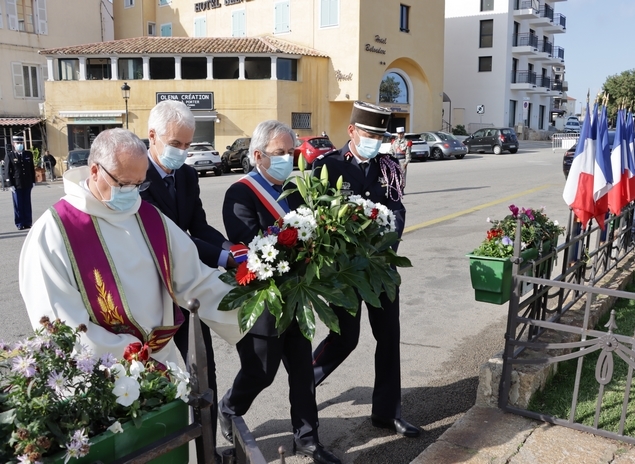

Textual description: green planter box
[50,400,189,464]
[467,247,541,305]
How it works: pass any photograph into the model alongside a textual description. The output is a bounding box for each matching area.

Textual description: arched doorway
[379,71,412,133]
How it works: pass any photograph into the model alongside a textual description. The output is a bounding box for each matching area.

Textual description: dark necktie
[164,175,176,203]
[359,162,368,176]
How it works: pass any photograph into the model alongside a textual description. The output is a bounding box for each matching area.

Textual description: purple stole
[237,171,290,220]
[50,199,184,354]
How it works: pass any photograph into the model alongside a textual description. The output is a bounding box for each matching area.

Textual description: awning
[59,110,125,118]
[0,117,42,126]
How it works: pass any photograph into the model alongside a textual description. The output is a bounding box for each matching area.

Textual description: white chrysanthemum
[259,244,279,263]
[297,225,315,241]
[295,206,314,217]
[283,211,303,228]
[112,376,140,407]
[247,254,263,273]
[257,263,274,280]
[276,261,290,274]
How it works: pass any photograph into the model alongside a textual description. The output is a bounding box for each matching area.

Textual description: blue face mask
[354,131,382,160]
[15,144,24,152]
[263,153,293,182]
[99,170,139,211]
[157,138,188,171]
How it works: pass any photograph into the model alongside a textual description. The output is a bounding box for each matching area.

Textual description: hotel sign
[156,92,214,110]
[195,0,243,11]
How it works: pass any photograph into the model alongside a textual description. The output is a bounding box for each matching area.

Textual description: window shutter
[329,0,338,26]
[320,0,338,27]
[160,23,172,36]
[6,0,18,30]
[274,1,289,34]
[36,0,47,34]
[12,62,24,98]
[232,10,245,37]
[194,17,205,37]
[0,1,4,28]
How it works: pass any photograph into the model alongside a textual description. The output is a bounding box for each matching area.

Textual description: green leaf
[0,409,15,425]
[219,283,263,312]
[295,300,317,340]
[298,153,306,172]
[319,163,329,188]
[238,290,271,332]
[336,256,381,307]
[372,231,400,252]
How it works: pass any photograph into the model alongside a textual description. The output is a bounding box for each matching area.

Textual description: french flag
[626,111,635,202]
[563,102,597,229]
[593,103,613,227]
[607,109,631,214]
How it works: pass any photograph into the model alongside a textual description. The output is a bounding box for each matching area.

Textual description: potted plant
[467,205,565,305]
[0,318,191,464]
[32,148,46,183]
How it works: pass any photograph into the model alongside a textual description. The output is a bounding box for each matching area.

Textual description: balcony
[545,45,565,64]
[511,70,538,91]
[528,4,554,27]
[513,0,539,19]
[543,13,567,33]
[534,39,553,60]
[512,33,539,55]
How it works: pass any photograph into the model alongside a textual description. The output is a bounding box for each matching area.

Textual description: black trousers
[173,315,218,447]
[12,186,32,229]
[219,321,319,445]
[312,289,402,419]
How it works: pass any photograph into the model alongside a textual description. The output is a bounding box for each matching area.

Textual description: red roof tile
[0,118,42,126]
[39,36,328,57]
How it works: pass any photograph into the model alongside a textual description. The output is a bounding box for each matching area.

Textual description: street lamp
[121,82,131,129]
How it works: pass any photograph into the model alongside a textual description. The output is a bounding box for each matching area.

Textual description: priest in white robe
[19,128,242,366]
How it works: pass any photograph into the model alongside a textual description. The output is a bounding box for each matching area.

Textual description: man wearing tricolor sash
[219,121,341,464]
[19,128,243,369]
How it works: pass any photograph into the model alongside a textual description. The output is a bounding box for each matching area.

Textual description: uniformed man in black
[311,101,420,438]
[5,135,35,230]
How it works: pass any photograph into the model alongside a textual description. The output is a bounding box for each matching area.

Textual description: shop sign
[195,0,221,12]
[71,117,119,124]
[365,35,387,55]
[335,70,353,81]
[156,92,214,110]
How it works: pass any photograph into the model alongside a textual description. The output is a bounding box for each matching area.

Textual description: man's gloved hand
[230,244,249,264]
[9,186,15,193]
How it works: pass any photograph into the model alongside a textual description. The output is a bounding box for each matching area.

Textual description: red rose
[277,227,298,247]
[370,208,379,220]
[123,342,150,362]
[236,261,257,286]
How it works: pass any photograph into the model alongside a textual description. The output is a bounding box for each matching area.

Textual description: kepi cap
[12,135,24,142]
[350,101,391,136]
[396,127,405,133]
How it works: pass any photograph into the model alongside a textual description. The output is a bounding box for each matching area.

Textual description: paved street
[0,142,571,463]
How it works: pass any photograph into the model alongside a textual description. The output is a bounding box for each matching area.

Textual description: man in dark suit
[311,101,420,438]
[219,120,341,464]
[139,101,236,462]
[5,135,35,230]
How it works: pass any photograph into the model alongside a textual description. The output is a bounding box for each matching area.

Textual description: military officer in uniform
[389,126,411,189]
[311,101,420,438]
[5,135,35,230]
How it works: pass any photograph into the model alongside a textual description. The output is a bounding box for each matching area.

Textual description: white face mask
[156,137,188,170]
[354,130,382,160]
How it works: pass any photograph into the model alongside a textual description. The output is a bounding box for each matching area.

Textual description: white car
[563,120,581,133]
[185,142,222,176]
[379,133,430,161]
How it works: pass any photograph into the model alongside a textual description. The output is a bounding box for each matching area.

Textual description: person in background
[389,127,411,189]
[140,100,240,463]
[311,102,420,439]
[5,135,35,230]
[219,120,341,464]
[43,150,57,181]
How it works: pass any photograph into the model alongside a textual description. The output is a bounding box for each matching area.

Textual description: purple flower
[502,236,513,246]
[55,348,66,359]
[509,204,519,218]
[12,355,37,378]
[526,209,535,221]
[75,356,97,374]
[265,225,281,236]
[47,371,67,395]
[100,353,116,368]
[0,340,9,351]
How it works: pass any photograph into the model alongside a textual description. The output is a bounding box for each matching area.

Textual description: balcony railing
[538,39,553,55]
[513,33,539,48]
[515,0,539,14]
[537,76,551,89]
[552,81,563,92]
[553,46,565,60]
[511,70,537,85]
[553,13,566,29]
[540,3,554,20]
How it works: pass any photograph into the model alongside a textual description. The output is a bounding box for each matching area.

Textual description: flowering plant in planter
[219,161,412,341]
[471,204,565,258]
[0,317,190,464]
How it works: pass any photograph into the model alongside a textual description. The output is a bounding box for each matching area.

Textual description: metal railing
[553,46,565,61]
[537,39,553,55]
[511,70,537,85]
[553,13,567,29]
[551,132,579,151]
[540,3,554,20]
[515,0,539,14]
[537,75,551,89]
[499,205,635,443]
[513,32,539,48]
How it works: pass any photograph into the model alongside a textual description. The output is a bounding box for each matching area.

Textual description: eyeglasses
[261,150,294,158]
[98,164,151,193]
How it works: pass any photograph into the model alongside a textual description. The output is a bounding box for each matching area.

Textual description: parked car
[463,128,519,154]
[221,137,252,173]
[65,149,90,170]
[294,136,336,167]
[421,131,468,160]
[185,142,222,176]
[563,130,615,179]
[563,120,582,133]
[379,132,430,161]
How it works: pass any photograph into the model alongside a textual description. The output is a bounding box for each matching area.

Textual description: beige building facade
[42,0,444,170]
[0,0,110,159]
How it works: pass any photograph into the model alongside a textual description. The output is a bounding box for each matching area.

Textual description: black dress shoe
[370,414,421,438]
[293,441,341,464]
[218,410,233,444]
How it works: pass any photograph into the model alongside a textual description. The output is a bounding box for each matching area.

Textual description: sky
[557,0,635,113]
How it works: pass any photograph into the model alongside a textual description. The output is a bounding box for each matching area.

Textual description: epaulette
[316,149,339,161]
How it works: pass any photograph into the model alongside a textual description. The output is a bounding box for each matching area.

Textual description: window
[232,10,245,37]
[380,72,408,103]
[245,57,271,79]
[148,22,155,36]
[509,100,517,127]
[320,0,338,28]
[118,58,143,80]
[160,23,172,37]
[277,58,297,81]
[87,58,111,80]
[149,58,175,79]
[479,20,493,48]
[478,56,492,72]
[539,104,545,129]
[481,0,494,11]
[181,57,207,79]
[274,1,290,34]
[7,0,44,33]
[159,0,169,5]
[194,17,206,37]
[124,0,134,7]
[399,4,409,32]
[0,1,3,28]
[59,59,79,81]
[292,113,311,130]
[12,63,40,98]
[213,57,239,79]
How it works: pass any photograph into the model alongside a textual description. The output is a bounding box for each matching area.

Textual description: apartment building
[0,0,111,158]
[444,0,568,135]
[40,0,445,158]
